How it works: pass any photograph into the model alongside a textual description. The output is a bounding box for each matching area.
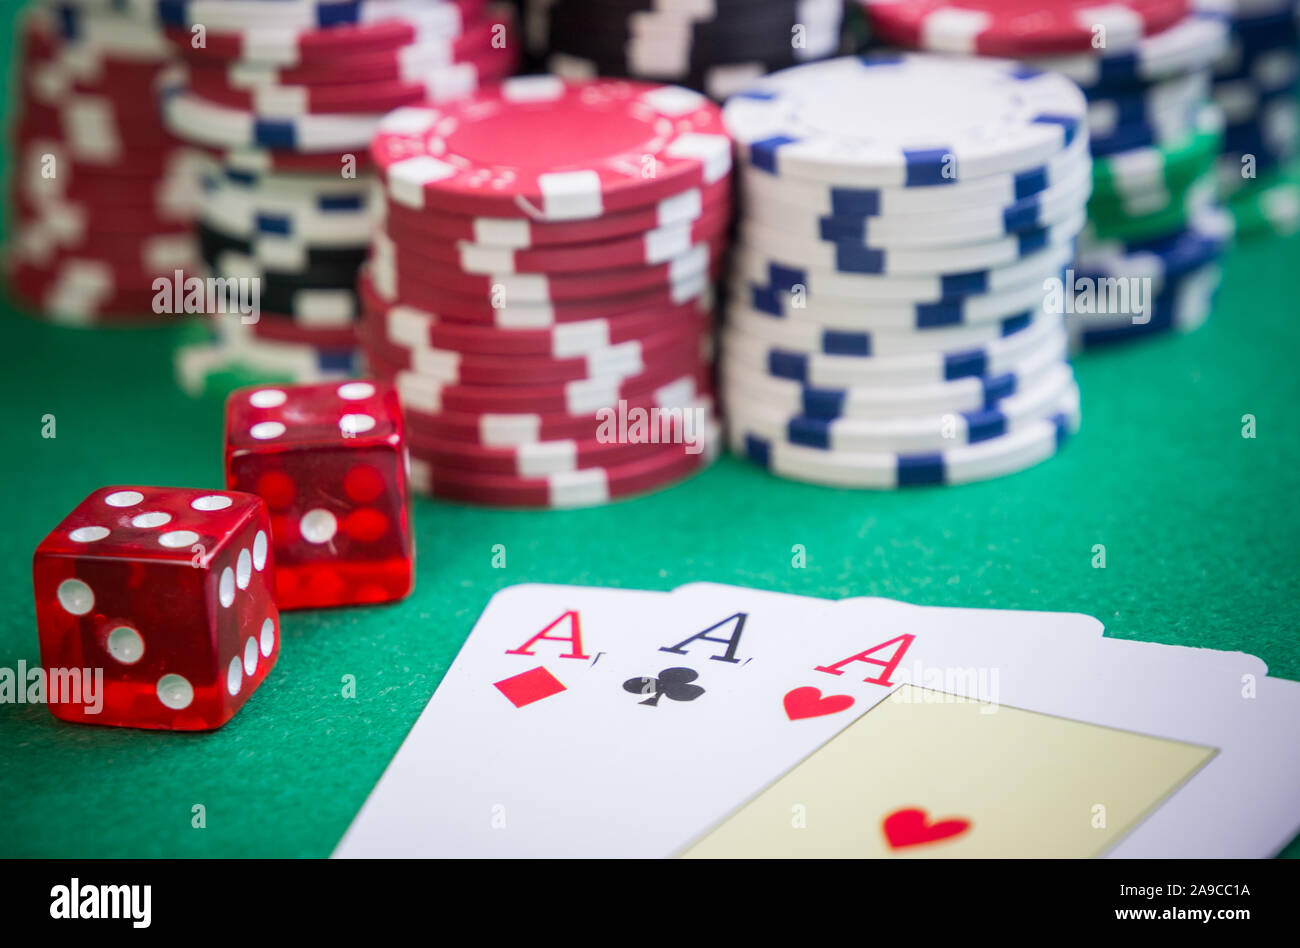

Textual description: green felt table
[1,4,1298,859]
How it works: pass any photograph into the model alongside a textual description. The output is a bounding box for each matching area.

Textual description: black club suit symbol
[623,667,705,707]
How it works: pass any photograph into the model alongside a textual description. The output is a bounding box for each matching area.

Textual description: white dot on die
[227,656,242,696]
[251,421,286,440]
[243,637,258,676]
[340,413,376,435]
[236,549,252,589]
[219,567,235,607]
[191,495,232,512]
[106,626,144,664]
[260,617,275,657]
[57,579,94,615]
[156,674,193,710]
[299,509,338,544]
[249,389,287,408]
[159,530,200,549]
[104,490,143,507]
[131,512,171,529]
[338,381,375,401]
[252,530,268,570]
[69,526,109,543]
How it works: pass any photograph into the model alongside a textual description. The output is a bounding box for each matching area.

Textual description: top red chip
[369,75,732,222]
[862,0,1190,57]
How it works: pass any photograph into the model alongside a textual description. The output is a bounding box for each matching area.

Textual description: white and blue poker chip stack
[858,1,1242,351]
[1198,0,1300,237]
[526,0,846,101]
[155,0,518,397]
[719,54,1087,489]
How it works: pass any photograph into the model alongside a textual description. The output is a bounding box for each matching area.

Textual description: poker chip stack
[154,0,518,397]
[1199,0,1300,237]
[720,54,1086,489]
[524,0,845,100]
[361,75,728,507]
[5,3,202,326]
[860,0,1239,350]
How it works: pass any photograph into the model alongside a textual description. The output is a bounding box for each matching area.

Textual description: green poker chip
[1089,104,1224,204]
[1088,160,1213,226]
[1085,170,1219,243]
[1227,162,1300,239]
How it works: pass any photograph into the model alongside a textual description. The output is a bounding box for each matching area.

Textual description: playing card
[333,583,673,858]
[676,589,1295,858]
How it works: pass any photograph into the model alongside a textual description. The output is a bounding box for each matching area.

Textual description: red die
[224,380,414,610]
[32,486,280,731]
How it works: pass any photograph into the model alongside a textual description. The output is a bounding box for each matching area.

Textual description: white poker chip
[723,53,1086,187]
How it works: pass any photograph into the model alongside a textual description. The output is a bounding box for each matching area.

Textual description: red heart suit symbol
[783,686,854,721]
[882,807,972,849]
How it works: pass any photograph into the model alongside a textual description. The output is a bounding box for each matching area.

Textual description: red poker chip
[182,54,514,116]
[197,17,515,87]
[358,262,716,325]
[373,239,725,304]
[190,142,373,174]
[7,248,200,290]
[10,220,195,265]
[165,0,488,64]
[863,0,1190,57]
[18,10,55,64]
[358,272,711,357]
[370,76,731,221]
[405,405,715,476]
[394,369,714,445]
[390,205,731,276]
[184,73,428,116]
[66,58,174,100]
[358,316,709,387]
[14,191,194,237]
[407,433,718,507]
[248,314,359,350]
[381,176,730,248]
[6,259,170,324]
[366,342,712,414]
[18,174,193,214]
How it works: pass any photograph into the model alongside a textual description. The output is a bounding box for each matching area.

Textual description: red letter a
[812,634,914,687]
[504,611,590,660]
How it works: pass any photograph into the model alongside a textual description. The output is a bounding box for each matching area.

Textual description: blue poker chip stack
[525,0,846,100]
[718,54,1087,489]
[857,0,1242,351]
[1199,0,1300,237]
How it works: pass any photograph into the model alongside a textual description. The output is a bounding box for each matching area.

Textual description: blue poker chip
[1222,107,1299,168]
[728,382,1080,489]
[1090,103,1202,157]
[1067,261,1222,349]
[723,309,1066,389]
[722,319,1068,420]
[1024,13,1230,93]
[725,360,1078,456]
[1075,207,1233,293]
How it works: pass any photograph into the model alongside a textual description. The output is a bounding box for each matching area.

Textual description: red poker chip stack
[5,5,203,326]
[153,0,519,397]
[363,75,732,507]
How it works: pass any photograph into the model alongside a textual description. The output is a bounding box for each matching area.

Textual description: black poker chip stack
[526,0,846,100]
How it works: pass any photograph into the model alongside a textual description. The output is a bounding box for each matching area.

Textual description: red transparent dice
[32,486,280,731]
[224,380,414,610]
